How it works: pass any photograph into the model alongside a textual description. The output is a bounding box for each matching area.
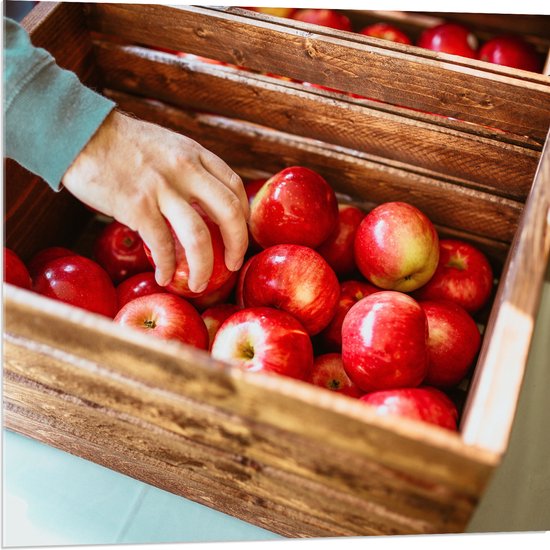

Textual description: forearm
[3,16,115,190]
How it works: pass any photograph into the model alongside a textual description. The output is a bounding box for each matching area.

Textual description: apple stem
[143,319,156,329]
[240,341,255,360]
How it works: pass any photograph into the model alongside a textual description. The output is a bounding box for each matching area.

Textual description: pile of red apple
[4,165,496,433]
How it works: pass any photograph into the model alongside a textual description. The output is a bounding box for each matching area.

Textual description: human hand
[62,110,249,293]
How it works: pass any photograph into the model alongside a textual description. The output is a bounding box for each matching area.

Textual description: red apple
[94,220,152,283]
[308,353,364,398]
[27,246,75,279]
[116,271,167,309]
[354,201,439,292]
[241,244,340,335]
[413,239,494,314]
[417,23,479,59]
[359,387,458,430]
[32,255,118,318]
[235,255,255,309]
[201,303,241,350]
[316,203,365,278]
[420,300,481,388]
[292,9,353,32]
[244,177,268,253]
[360,23,412,45]
[249,166,339,249]
[3,247,31,289]
[246,7,296,18]
[211,306,314,380]
[342,291,429,392]
[114,292,208,350]
[188,270,238,312]
[318,279,380,352]
[479,35,542,73]
[144,207,233,299]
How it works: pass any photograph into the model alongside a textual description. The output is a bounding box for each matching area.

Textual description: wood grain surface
[85,4,550,143]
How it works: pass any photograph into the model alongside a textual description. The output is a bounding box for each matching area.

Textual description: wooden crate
[3,3,550,537]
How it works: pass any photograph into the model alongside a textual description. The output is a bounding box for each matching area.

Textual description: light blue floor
[2,429,282,547]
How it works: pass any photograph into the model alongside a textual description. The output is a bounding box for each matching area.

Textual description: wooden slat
[3,286,499,536]
[461,132,550,453]
[84,3,550,143]
[93,42,541,201]
[105,90,522,246]
[22,2,97,86]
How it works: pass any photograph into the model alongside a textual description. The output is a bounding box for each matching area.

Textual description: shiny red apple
[244,177,268,253]
[235,255,255,309]
[27,246,75,279]
[246,7,296,18]
[144,208,233,299]
[316,203,365,278]
[241,244,340,335]
[308,353,364,398]
[116,271,167,309]
[114,292,208,350]
[342,291,429,392]
[360,22,412,45]
[188,270,238,312]
[211,306,314,381]
[319,279,380,352]
[354,201,439,292]
[32,255,118,317]
[413,239,494,314]
[359,386,458,430]
[292,9,353,32]
[3,247,31,289]
[417,23,478,59]
[94,220,152,283]
[420,300,481,388]
[201,303,241,350]
[479,35,542,72]
[249,166,339,249]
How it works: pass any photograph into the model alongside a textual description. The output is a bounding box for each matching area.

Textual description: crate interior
[7,3,550,427]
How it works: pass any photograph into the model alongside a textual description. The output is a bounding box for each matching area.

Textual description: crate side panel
[85,3,550,142]
[93,42,541,200]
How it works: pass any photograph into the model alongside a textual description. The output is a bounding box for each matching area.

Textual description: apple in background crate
[249,166,339,249]
[359,387,459,430]
[114,292,209,350]
[27,246,75,279]
[479,34,542,72]
[417,22,479,59]
[354,201,439,292]
[292,9,353,32]
[342,291,429,393]
[360,22,412,45]
[307,353,364,398]
[413,239,494,314]
[240,244,340,336]
[3,247,31,290]
[420,299,482,388]
[211,306,314,381]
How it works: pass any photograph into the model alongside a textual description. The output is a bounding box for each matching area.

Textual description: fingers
[159,197,214,293]
[185,168,249,273]
[137,211,177,287]
[200,149,250,221]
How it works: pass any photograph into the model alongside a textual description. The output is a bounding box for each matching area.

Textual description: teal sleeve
[3,17,116,191]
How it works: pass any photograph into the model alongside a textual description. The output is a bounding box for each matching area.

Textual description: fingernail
[155,269,171,287]
[229,258,244,272]
[192,281,208,294]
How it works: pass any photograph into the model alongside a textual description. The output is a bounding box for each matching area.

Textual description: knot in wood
[194,26,209,38]
[304,38,320,59]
